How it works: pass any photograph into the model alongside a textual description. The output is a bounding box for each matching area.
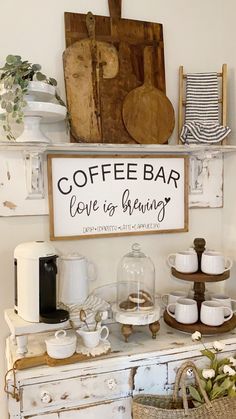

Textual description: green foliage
[0,54,68,141]
[200,349,216,362]
[188,336,236,406]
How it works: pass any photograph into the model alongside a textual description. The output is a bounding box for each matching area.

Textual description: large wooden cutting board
[64,1,166,144]
[63,13,119,142]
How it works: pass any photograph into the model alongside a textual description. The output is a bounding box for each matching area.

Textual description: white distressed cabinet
[5,320,236,418]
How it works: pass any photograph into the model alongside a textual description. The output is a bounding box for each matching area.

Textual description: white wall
[1,0,236,416]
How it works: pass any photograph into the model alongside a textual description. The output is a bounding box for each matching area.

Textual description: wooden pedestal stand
[164,238,236,335]
[112,305,161,342]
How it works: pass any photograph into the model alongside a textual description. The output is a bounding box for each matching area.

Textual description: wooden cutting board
[64,0,167,144]
[63,12,119,142]
[13,348,111,370]
[122,46,175,144]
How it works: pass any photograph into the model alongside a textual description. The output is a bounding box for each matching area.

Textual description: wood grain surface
[171,267,230,283]
[164,310,236,335]
[122,46,175,144]
[63,13,119,142]
[64,2,166,144]
[14,348,111,370]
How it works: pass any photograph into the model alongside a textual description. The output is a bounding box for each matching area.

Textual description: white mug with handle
[167,298,198,324]
[167,250,198,273]
[201,251,233,275]
[200,301,233,326]
[161,290,188,312]
[211,293,236,315]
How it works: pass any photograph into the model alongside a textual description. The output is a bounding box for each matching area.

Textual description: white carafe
[58,253,96,306]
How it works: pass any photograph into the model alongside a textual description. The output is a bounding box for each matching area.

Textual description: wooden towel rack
[178,64,227,144]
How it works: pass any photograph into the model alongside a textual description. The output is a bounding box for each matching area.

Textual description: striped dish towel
[180,72,231,143]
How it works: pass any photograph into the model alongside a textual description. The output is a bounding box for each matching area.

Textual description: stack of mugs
[167,249,232,275]
[163,248,234,326]
[162,292,235,326]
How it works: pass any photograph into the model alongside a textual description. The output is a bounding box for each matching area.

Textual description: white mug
[161,290,188,312]
[77,325,109,348]
[211,293,236,315]
[201,251,233,275]
[167,298,198,324]
[200,300,233,326]
[167,251,198,273]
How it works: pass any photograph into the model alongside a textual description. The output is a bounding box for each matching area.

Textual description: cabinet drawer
[25,398,132,419]
[25,414,58,419]
[133,363,167,395]
[21,369,133,416]
[58,397,132,419]
[167,350,236,384]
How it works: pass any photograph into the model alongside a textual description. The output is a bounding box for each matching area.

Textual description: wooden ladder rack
[178,64,227,144]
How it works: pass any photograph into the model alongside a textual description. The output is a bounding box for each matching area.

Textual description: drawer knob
[106,378,117,390]
[40,391,53,404]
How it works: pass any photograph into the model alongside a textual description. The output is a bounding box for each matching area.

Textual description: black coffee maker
[14,241,69,323]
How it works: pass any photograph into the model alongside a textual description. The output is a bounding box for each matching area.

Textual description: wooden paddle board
[64,0,166,143]
[122,46,175,144]
[63,12,119,142]
[13,347,111,370]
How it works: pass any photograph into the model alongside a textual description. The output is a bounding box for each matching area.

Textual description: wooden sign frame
[47,154,189,240]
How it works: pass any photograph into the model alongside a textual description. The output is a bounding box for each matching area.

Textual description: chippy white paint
[189,154,223,208]
[0,145,224,219]
[0,150,48,216]
[5,320,236,418]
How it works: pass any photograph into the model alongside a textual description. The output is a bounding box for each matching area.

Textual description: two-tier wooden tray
[164,238,236,335]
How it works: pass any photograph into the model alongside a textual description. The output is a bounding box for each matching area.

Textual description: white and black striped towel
[180,72,231,144]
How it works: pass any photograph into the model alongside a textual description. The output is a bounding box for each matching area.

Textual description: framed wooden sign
[47,154,188,240]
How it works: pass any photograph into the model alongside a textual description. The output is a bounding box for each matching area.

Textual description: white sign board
[47,155,188,240]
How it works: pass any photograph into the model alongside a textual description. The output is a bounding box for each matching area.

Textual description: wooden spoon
[122,46,175,144]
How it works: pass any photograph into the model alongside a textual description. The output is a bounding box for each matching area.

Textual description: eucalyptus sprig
[0,54,68,140]
[189,331,236,406]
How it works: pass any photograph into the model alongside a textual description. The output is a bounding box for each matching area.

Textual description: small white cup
[201,251,233,275]
[77,325,109,348]
[167,298,198,324]
[161,290,188,312]
[167,251,198,273]
[200,300,233,326]
[211,293,236,315]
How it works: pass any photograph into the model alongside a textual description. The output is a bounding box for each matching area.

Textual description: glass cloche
[117,243,155,314]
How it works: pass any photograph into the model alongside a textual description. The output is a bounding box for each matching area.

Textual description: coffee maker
[14,241,69,323]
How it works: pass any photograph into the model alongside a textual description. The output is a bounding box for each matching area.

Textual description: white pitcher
[58,253,96,306]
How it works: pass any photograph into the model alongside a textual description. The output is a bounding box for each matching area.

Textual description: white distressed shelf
[0,141,236,155]
[0,141,233,217]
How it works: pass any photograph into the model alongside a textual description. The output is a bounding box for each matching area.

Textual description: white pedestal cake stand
[16,82,67,143]
[112,304,161,342]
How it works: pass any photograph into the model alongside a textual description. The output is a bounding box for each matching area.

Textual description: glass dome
[117,243,155,314]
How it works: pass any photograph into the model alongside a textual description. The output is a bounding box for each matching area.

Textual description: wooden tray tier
[171,267,230,282]
[164,310,236,335]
